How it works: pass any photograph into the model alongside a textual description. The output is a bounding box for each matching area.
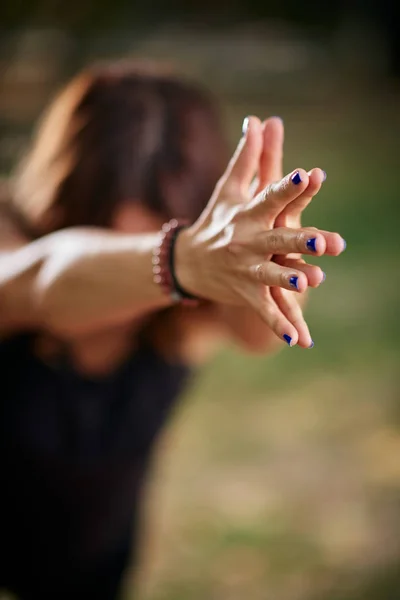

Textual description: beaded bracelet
[152,219,200,306]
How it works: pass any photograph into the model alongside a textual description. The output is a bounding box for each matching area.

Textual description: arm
[0,227,172,338]
[1,118,343,346]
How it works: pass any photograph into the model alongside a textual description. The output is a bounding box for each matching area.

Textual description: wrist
[152,220,203,305]
[174,226,203,300]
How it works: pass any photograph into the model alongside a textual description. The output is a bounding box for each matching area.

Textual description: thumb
[222,116,263,195]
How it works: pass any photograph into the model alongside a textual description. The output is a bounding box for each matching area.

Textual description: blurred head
[10,61,229,238]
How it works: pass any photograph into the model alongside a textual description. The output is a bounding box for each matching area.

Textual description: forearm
[0,228,172,336]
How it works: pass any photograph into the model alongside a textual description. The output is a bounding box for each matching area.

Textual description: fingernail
[271,116,283,123]
[342,238,347,251]
[321,271,326,282]
[308,340,315,349]
[283,334,293,347]
[242,117,250,137]
[322,170,327,181]
[291,172,302,185]
[306,237,317,252]
[289,276,299,290]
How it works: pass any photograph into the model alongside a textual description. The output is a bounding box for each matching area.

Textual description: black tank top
[0,333,190,598]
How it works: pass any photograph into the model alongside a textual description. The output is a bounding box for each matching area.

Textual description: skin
[177,116,345,349]
[258,116,343,347]
[0,115,345,372]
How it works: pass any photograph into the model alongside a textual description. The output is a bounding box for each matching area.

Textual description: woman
[0,61,345,599]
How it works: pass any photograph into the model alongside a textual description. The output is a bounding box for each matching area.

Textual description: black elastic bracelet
[168,225,200,302]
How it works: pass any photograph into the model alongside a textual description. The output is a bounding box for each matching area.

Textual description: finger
[253,227,327,256]
[274,256,325,287]
[248,169,309,226]
[301,227,346,256]
[222,116,263,195]
[271,287,313,349]
[246,288,299,346]
[248,261,308,293]
[254,117,284,194]
[275,168,326,228]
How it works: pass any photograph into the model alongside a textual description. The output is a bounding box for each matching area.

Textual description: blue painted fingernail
[291,172,302,185]
[321,271,326,282]
[289,276,299,290]
[283,334,292,346]
[306,237,317,252]
[242,117,250,137]
[342,238,347,250]
[322,170,327,181]
[308,340,315,349]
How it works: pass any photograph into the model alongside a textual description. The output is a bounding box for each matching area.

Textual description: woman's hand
[253,116,345,346]
[175,117,344,345]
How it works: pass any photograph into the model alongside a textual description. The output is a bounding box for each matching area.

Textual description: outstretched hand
[251,115,345,347]
[176,116,345,348]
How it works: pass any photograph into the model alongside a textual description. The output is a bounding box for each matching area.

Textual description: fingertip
[242,115,262,135]
[289,272,308,293]
[305,233,327,256]
[330,233,346,256]
[299,276,309,293]
[307,168,326,183]
[305,267,322,288]
[290,168,309,188]
[240,116,263,145]
[297,168,309,182]
[283,332,298,347]
[311,267,326,287]
[304,168,325,197]
[283,333,291,346]
[262,115,283,124]
[296,328,314,349]
[263,116,284,133]
[291,171,302,185]
[284,269,308,294]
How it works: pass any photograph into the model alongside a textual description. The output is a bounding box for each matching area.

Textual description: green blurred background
[1,2,399,599]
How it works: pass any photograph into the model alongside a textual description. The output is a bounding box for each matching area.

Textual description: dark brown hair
[8,61,229,238]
